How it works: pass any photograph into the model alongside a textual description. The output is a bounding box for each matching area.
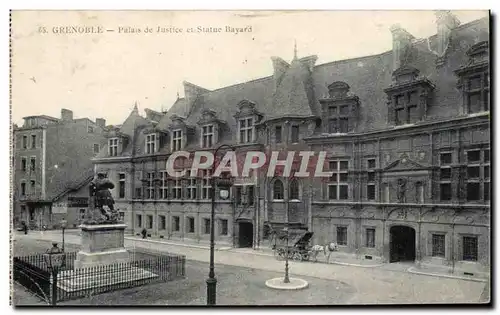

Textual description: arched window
[273,179,284,200]
[289,179,300,200]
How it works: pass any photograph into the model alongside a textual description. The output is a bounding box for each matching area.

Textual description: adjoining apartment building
[13,109,109,229]
[93,13,489,275]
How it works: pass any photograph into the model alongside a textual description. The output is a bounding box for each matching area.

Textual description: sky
[10,10,488,126]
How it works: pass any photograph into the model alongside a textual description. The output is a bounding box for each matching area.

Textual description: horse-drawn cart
[271,229,314,262]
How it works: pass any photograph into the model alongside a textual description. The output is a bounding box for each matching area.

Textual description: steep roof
[269,57,314,120]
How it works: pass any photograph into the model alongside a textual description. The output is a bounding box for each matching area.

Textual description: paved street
[12,231,489,305]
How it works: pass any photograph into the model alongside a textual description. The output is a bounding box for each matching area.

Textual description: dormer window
[238,117,254,144]
[455,41,489,115]
[108,138,118,156]
[320,81,359,134]
[172,130,183,152]
[145,133,157,154]
[201,124,214,148]
[234,100,263,144]
[385,66,435,126]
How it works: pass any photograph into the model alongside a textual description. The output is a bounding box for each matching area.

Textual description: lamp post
[60,220,67,251]
[43,242,65,306]
[207,144,234,306]
[283,226,290,283]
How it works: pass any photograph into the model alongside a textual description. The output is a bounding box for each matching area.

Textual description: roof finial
[293,39,298,60]
[132,101,138,113]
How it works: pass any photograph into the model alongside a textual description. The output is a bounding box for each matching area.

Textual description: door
[238,222,253,248]
[390,225,416,263]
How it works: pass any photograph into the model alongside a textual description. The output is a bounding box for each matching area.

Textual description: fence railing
[13,250,186,303]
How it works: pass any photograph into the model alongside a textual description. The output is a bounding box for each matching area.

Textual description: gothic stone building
[93,13,490,275]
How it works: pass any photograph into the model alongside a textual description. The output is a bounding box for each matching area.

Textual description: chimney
[390,24,415,71]
[299,55,318,73]
[95,118,106,128]
[183,81,210,117]
[271,56,290,90]
[435,11,460,57]
[61,108,73,122]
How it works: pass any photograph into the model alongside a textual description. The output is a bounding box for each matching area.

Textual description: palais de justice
[91,13,489,275]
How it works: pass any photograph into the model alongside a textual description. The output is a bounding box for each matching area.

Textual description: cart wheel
[292,252,302,261]
[302,253,310,261]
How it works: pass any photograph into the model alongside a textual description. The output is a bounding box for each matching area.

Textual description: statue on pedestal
[84,172,119,224]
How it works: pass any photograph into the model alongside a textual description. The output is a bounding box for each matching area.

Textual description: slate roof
[96,16,488,159]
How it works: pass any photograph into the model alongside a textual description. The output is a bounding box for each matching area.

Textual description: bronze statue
[87,172,118,223]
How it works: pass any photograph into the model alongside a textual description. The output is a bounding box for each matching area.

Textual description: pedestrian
[21,221,28,235]
[141,228,147,239]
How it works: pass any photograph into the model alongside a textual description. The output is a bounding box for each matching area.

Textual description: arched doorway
[389,225,416,263]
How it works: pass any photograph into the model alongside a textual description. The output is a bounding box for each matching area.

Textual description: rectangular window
[186,174,197,200]
[467,183,480,201]
[145,133,156,154]
[136,214,142,228]
[118,173,126,198]
[202,125,214,148]
[365,228,375,248]
[484,182,490,201]
[146,172,155,199]
[366,158,376,201]
[328,160,349,200]
[440,183,452,201]
[172,129,183,152]
[432,234,446,257]
[440,152,452,165]
[135,187,142,199]
[336,226,347,246]
[238,117,254,144]
[159,171,168,199]
[219,219,228,236]
[147,215,153,229]
[247,186,255,206]
[21,157,27,172]
[339,105,349,115]
[172,177,183,200]
[201,169,212,200]
[187,217,195,233]
[159,215,166,230]
[439,152,453,201]
[235,186,242,205]
[467,150,480,163]
[79,208,86,220]
[339,118,349,133]
[203,218,211,234]
[88,126,94,133]
[328,106,337,116]
[22,136,27,149]
[468,92,482,113]
[31,135,36,149]
[172,216,180,231]
[462,236,478,261]
[30,157,36,172]
[108,138,118,156]
[275,126,282,143]
[395,108,405,125]
[328,118,338,133]
[291,125,299,143]
[93,144,100,154]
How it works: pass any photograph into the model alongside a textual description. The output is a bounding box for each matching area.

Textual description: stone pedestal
[74,223,130,269]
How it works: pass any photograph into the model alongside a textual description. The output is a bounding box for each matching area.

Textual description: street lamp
[207,144,234,306]
[43,242,65,306]
[283,226,290,283]
[60,220,67,251]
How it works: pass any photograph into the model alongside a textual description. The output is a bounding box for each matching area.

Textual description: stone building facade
[13,109,109,229]
[93,13,490,275]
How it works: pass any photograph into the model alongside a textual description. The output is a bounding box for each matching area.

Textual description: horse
[309,242,339,263]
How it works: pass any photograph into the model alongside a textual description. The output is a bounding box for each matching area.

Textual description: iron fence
[13,250,186,303]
